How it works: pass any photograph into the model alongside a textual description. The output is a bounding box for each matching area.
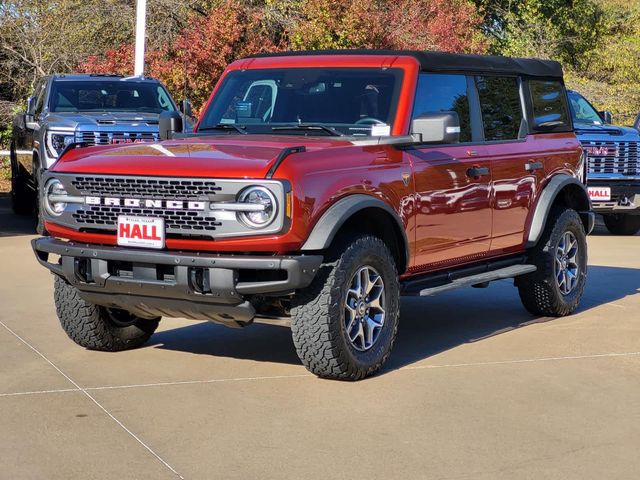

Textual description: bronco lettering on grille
[84,196,206,210]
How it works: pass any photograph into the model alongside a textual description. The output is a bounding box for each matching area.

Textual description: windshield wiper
[199,123,248,134]
[272,124,344,136]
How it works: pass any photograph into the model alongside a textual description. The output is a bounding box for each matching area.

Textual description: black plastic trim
[300,194,409,272]
[526,175,592,247]
[33,237,323,302]
[265,145,306,179]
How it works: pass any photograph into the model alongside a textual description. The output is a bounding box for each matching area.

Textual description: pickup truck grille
[581,140,640,176]
[70,176,224,235]
[75,131,158,146]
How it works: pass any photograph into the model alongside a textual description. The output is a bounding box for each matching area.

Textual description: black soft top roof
[248,50,563,79]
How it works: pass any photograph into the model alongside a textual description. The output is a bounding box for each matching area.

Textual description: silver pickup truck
[10,74,190,233]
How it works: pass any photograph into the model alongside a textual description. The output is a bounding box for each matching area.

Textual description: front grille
[71,176,224,235]
[47,173,287,240]
[76,131,158,146]
[71,176,222,199]
[581,140,640,176]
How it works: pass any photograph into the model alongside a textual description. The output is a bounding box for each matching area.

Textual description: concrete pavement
[1,193,639,479]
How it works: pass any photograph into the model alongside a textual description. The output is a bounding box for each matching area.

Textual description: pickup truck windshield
[198,68,403,136]
[568,91,603,126]
[49,80,175,114]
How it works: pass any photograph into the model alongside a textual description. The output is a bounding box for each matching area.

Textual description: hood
[51,134,355,178]
[44,111,160,130]
[573,122,640,140]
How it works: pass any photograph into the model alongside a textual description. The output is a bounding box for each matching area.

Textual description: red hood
[52,135,354,178]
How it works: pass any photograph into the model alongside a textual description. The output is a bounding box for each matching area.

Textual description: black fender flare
[526,174,593,248]
[301,194,410,269]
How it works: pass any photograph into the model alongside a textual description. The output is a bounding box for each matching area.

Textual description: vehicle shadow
[151,264,640,372]
[0,194,36,237]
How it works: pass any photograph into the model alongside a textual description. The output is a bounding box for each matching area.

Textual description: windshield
[198,68,404,136]
[49,80,176,114]
[568,91,603,126]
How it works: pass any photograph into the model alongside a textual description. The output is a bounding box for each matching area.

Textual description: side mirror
[179,99,193,118]
[411,112,460,144]
[25,96,36,122]
[599,110,612,124]
[13,112,26,131]
[159,111,183,140]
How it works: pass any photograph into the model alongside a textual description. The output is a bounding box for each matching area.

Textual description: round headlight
[237,186,277,228]
[44,179,68,216]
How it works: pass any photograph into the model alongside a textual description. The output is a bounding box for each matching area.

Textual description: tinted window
[412,73,471,142]
[475,76,523,141]
[199,68,403,136]
[49,80,175,113]
[529,80,569,129]
[34,81,47,115]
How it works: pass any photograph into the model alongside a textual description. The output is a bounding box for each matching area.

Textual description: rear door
[407,73,492,268]
[474,75,541,251]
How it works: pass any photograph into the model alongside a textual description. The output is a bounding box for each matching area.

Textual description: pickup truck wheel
[290,235,399,380]
[603,214,640,236]
[517,208,587,317]
[35,184,48,236]
[53,276,160,351]
[10,148,34,215]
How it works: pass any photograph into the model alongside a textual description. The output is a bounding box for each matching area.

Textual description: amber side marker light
[286,192,292,217]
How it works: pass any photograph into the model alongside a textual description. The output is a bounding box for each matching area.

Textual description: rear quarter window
[529,80,570,131]
[475,76,523,141]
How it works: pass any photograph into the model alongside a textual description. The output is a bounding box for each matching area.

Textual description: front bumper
[33,237,322,327]
[588,181,640,215]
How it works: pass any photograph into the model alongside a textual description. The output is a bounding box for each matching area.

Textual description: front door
[407,73,492,268]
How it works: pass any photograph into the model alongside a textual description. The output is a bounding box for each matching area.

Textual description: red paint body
[48,54,583,277]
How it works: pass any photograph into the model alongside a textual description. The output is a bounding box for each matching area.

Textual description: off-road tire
[10,146,34,215]
[53,276,160,351]
[517,208,587,317]
[603,214,640,236]
[290,235,400,380]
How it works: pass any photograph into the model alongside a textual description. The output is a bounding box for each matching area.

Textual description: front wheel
[53,276,160,351]
[290,235,400,380]
[603,214,640,236]
[517,208,587,317]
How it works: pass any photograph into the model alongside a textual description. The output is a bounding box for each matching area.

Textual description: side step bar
[400,255,536,297]
[417,264,536,296]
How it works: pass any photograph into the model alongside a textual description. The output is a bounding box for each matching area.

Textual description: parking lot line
[0,320,185,480]
[2,349,640,400]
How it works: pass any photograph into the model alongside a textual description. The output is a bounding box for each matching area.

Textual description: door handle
[525,161,544,171]
[466,166,490,178]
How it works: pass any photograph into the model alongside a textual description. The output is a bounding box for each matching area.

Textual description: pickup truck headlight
[46,132,74,158]
[43,179,68,216]
[237,186,277,228]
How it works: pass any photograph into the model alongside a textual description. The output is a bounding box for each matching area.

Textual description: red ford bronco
[33,51,593,380]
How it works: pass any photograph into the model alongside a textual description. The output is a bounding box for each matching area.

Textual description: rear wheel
[290,235,400,380]
[603,214,640,236]
[10,146,34,215]
[517,208,587,317]
[53,276,160,351]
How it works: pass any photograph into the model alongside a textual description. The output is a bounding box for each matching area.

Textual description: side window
[529,80,570,129]
[475,76,523,141]
[412,73,471,142]
[34,81,47,115]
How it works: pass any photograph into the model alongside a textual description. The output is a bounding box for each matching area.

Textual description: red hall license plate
[587,186,611,201]
[117,216,165,249]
